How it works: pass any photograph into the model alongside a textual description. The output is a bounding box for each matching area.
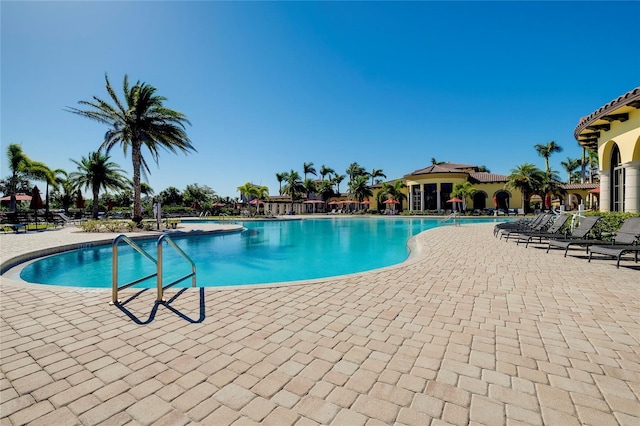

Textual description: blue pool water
[19,217,502,288]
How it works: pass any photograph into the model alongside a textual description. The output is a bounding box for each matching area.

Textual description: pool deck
[0,221,638,425]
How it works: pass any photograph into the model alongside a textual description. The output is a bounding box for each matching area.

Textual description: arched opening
[567,193,582,211]
[493,190,510,212]
[473,191,487,210]
[610,144,624,212]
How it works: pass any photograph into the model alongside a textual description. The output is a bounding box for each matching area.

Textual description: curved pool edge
[0,220,454,292]
[0,224,245,276]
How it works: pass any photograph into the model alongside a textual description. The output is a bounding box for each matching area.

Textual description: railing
[219,213,229,222]
[112,235,158,304]
[439,212,460,227]
[199,211,210,218]
[111,234,196,304]
[157,234,196,302]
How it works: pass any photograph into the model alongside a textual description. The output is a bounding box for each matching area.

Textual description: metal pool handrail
[111,234,197,304]
[157,234,196,302]
[112,235,157,304]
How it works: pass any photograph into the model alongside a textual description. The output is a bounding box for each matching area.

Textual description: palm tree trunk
[132,143,143,222]
[92,186,100,219]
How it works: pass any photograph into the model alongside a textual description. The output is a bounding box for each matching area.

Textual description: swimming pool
[18,217,503,288]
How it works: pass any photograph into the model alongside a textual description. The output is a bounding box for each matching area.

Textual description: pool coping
[0,217,451,292]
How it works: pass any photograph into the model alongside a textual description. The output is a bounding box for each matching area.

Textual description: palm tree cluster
[507,141,568,213]
[2,143,69,216]
[66,74,195,223]
[275,161,396,210]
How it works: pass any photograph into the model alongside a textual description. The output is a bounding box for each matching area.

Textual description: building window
[441,183,453,210]
[610,144,625,212]
[424,184,437,210]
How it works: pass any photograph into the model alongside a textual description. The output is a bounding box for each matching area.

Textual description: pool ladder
[439,212,461,227]
[111,234,196,304]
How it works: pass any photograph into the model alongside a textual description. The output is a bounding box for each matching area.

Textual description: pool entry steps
[111,234,196,304]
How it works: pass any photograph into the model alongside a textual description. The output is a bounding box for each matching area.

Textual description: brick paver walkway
[1,222,638,425]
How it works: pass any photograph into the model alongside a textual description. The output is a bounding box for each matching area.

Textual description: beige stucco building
[403,163,522,213]
[575,87,640,213]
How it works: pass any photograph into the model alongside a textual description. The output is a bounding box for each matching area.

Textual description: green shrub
[78,220,102,232]
[585,211,640,238]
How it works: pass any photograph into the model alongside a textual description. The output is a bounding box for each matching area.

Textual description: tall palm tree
[333,174,345,195]
[506,163,544,213]
[69,152,131,219]
[67,74,194,223]
[276,171,289,195]
[586,149,599,183]
[369,168,386,186]
[452,181,477,211]
[346,162,365,182]
[303,162,317,180]
[534,141,563,173]
[320,165,334,181]
[560,157,581,183]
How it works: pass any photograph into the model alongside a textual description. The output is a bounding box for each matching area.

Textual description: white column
[436,189,442,213]
[420,186,425,212]
[624,161,640,213]
[599,170,610,212]
[408,186,414,212]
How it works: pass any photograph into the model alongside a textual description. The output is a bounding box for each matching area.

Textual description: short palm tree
[348,175,373,207]
[534,141,563,173]
[69,152,131,219]
[67,74,195,223]
[506,163,545,213]
[5,143,33,211]
[26,161,65,217]
[388,180,407,210]
[283,170,304,206]
[452,181,477,211]
[540,169,566,207]
[303,178,317,200]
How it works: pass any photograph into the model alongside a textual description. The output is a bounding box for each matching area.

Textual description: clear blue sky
[2,1,639,199]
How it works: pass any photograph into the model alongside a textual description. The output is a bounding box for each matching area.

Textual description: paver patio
[1,221,638,425]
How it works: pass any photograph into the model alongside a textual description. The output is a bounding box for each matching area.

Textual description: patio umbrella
[30,186,44,227]
[213,202,226,207]
[447,197,463,212]
[360,200,371,205]
[0,193,31,202]
[249,198,264,215]
[589,187,600,194]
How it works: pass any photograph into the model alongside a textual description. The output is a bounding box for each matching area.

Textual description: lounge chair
[515,214,570,247]
[501,214,553,241]
[547,216,640,257]
[588,244,640,268]
[493,212,547,237]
